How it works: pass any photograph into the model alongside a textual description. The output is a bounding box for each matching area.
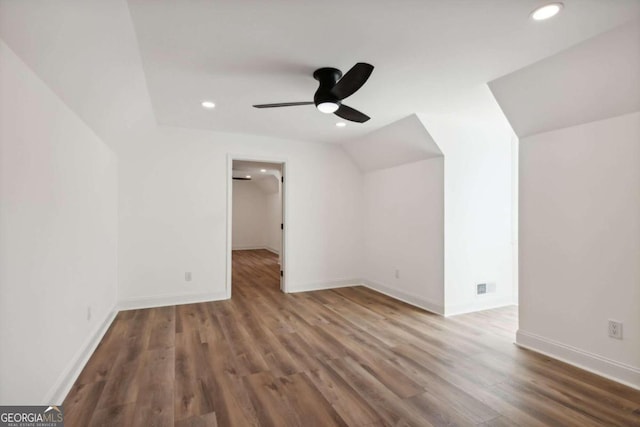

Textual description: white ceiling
[489,21,640,138]
[127,0,640,143]
[232,160,282,180]
[0,0,155,146]
[232,161,281,194]
[344,114,442,172]
[1,0,639,146]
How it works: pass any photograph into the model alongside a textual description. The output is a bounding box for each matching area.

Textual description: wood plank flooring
[63,249,640,426]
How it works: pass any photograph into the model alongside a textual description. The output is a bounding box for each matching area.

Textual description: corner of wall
[444,296,515,317]
[362,279,445,316]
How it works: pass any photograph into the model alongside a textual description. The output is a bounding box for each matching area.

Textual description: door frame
[226,154,289,298]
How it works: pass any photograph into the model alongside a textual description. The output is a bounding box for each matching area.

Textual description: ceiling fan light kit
[253,62,374,123]
[317,101,340,114]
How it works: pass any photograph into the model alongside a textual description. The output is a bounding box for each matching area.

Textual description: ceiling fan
[253,63,374,123]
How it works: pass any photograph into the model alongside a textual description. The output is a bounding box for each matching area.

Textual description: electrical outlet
[185,272,192,282]
[608,320,623,340]
[394,269,400,279]
[477,283,487,295]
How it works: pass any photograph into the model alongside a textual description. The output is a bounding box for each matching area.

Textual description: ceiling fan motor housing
[313,67,342,107]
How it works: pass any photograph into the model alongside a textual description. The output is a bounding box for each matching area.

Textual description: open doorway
[226,157,286,298]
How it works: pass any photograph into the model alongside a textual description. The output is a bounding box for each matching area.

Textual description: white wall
[510,134,519,304]
[0,41,118,404]
[265,181,282,254]
[348,106,515,318]
[232,180,268,250]
[362,158,445,314]
[490,21,640,388]
[421,104,517,316]
[117,126,363,306]
[518,112,640,388]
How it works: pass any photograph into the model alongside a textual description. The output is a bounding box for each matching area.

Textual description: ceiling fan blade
[330,63,374,100]
[334,104,370,123]
[253,102,314,108]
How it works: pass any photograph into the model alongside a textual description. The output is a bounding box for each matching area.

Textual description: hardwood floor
[64,249,640,426]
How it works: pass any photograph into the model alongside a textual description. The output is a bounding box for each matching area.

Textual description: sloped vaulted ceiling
[489,21,640,138]
[343,114,442,172]
[0,0,155,147]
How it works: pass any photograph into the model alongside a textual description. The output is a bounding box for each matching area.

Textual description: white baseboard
[118,291,228,310]
[264,246,280,255]
[287,279,360,293]
[44,308,118,405]
[516,329,640,390]
[361,279,444,316]
[232,246,280,255]
[445,297,515,317]
[232,245,266,251]
[44,292,228,404]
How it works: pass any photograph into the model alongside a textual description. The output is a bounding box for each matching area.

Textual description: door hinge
[280,223,283,230]
[280,270,283,277]
[281,176,284,183]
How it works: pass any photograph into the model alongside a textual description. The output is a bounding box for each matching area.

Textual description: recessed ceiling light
[201,101,216,109]
[260,169,267,173]
[245,175,251,179]
[531,3,563,21]
[336,122,347,128]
